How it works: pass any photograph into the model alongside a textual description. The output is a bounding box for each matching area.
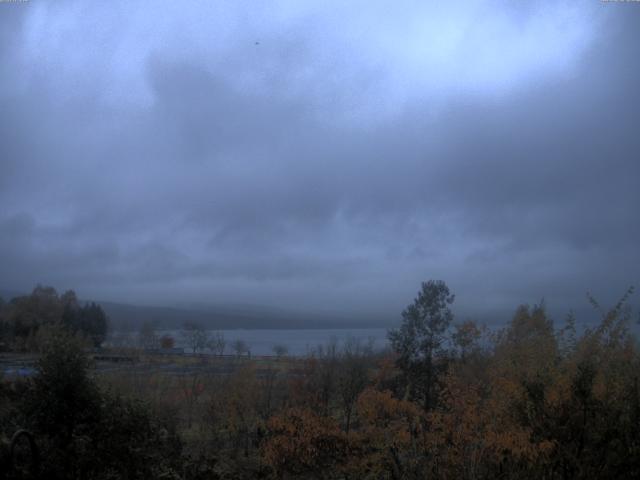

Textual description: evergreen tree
[388,280,454,411]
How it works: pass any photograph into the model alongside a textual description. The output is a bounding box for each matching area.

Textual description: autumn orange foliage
[260,290,640,479]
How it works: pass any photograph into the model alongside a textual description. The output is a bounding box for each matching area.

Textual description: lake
[154,328,390,356]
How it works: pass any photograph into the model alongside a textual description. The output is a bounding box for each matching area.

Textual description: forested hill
[2,288,636,333]
[0,289,385,331]
[89,299,640,333]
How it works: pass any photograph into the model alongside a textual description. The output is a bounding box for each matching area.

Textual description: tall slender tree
[388,280,454,411]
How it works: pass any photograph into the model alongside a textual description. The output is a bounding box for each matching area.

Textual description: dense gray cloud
[0,0,638,323]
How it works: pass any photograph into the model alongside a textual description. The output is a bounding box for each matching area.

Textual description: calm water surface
[159,328,390,356]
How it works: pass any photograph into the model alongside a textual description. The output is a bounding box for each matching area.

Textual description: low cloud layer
[1,1,638,322]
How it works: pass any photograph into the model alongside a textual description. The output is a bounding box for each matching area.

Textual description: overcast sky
[1,1,638,323]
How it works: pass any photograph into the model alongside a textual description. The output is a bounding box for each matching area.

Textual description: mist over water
[136,328,389,356]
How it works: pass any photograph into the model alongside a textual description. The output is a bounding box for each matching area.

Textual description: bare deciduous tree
[182,322,209,354]
[272,344,288,358]
[208,331,226,356]
[232,339,249,357]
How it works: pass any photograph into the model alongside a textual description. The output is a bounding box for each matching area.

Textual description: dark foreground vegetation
[1,281,639,479]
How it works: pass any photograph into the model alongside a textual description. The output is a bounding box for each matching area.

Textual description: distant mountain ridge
[0,287,390,330]
[0,289,25,302]
[2,287,636,333]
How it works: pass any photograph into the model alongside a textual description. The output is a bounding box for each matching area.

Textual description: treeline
[1,280,639,479]
[0,285,109,351]
[258,281,640,479]
[0,328,181,479]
